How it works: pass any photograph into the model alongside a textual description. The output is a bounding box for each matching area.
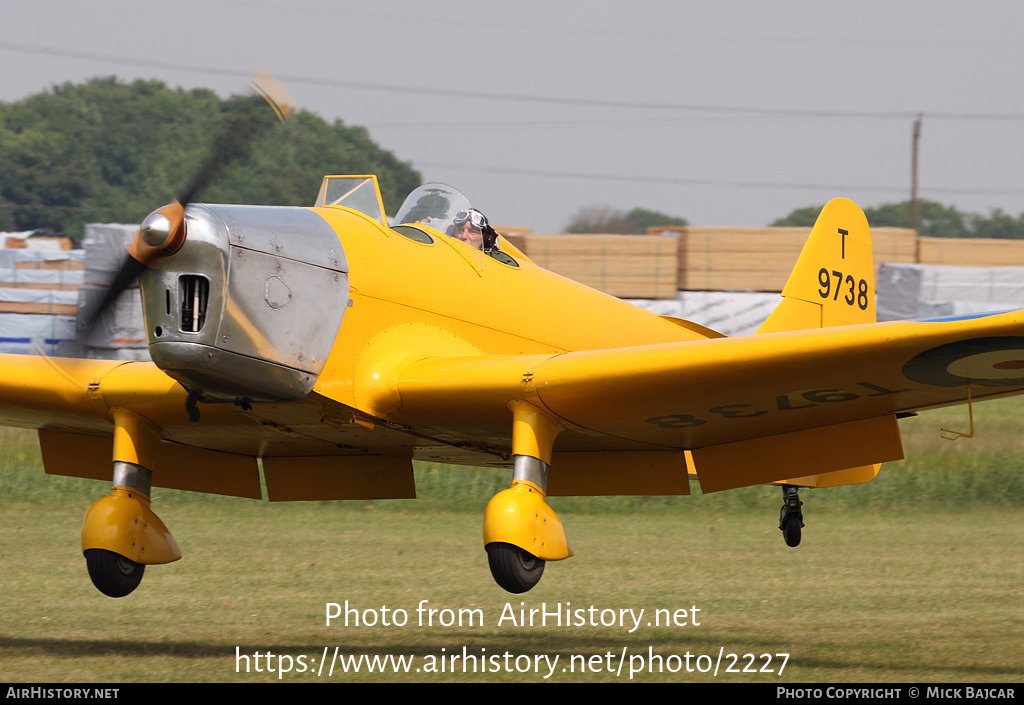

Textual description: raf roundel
[902,336,1024,388]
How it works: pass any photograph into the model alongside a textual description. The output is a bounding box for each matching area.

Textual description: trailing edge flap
[262,455,415,501]
[548,450,690,496]
[691,414,902,493]
[757,198,875,334]
[39,429,262,499]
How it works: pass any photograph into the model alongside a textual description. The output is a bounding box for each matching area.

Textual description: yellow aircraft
[5,88,1023,599]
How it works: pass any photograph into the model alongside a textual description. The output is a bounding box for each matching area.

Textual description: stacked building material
[504,233,679,298]
[653,226,918,292]
[917,237,1024,267]
[6,215,1024,355]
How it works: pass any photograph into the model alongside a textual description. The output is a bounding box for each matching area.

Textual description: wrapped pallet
[0,267,83,290]
[0,238,86,357]
[0,287,78,315]
[5,248,84,271]
[77,224,150,360]
[75,284,147,352]
[877,262,1024,321]
[83,223,139,286]
[0,313,79,356]
[629,291,783,336]
[4,234,73,250]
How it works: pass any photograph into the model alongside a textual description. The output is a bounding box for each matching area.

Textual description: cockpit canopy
[314,176,388,226]
[315,177,513,263]
[393,183,472,235]
[314,177,473,236]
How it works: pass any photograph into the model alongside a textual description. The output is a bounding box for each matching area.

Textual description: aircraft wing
[0,355,266,497]
[0,354,423,501]
[0,356,185,434]
[390,309,1024,492]
[3,309,1021,498]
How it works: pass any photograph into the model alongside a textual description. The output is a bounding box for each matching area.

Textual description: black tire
[486,542,545,593]
[782,514,802,548]
[85,549,145,598]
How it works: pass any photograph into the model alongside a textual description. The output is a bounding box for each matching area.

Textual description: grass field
[1,398,1022,683]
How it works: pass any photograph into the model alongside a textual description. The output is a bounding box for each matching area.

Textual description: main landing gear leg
[483,401,573,593]
[779,485,804,548]
[81,408,181,597]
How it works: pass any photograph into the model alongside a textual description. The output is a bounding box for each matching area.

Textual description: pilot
[452,208,498,252]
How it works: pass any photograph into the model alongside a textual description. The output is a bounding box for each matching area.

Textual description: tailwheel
[781,513,802,548]
[85,549,145,598]
[779,485,804,548]
[486,542,545,593]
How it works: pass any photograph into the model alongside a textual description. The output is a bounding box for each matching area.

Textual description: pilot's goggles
[454,209,487,230]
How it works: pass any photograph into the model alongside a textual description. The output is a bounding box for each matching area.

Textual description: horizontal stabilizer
[782,463,881,489]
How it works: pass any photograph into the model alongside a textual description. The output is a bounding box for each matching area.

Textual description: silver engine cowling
[139,204,348,403]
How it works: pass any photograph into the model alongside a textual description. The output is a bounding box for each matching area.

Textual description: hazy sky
[3,0,1024,233]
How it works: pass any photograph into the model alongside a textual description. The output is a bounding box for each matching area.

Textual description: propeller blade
[178,70,295,206]
[87,255,148,331]
[84,71,295,332]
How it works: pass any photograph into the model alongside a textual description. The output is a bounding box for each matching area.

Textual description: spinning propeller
[87,70,295,328]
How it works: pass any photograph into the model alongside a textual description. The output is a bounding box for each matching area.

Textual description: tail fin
[757,198,875,334]
[754,198,891,490]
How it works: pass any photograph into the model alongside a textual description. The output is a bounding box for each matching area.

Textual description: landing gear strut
[483,401,572,593]
[779,485,804,547]
[81,409,181,597]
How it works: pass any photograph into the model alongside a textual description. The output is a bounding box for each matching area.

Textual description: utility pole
[911,114,922,233]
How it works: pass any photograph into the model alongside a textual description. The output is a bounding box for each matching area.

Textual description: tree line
[567,199,1024,238]
[771,199,1024,239]
[0,78,421,237]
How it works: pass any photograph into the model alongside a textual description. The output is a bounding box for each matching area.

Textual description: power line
[419,161,1024,198]
[4,39,1024,121]
[146,1,1024,51]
